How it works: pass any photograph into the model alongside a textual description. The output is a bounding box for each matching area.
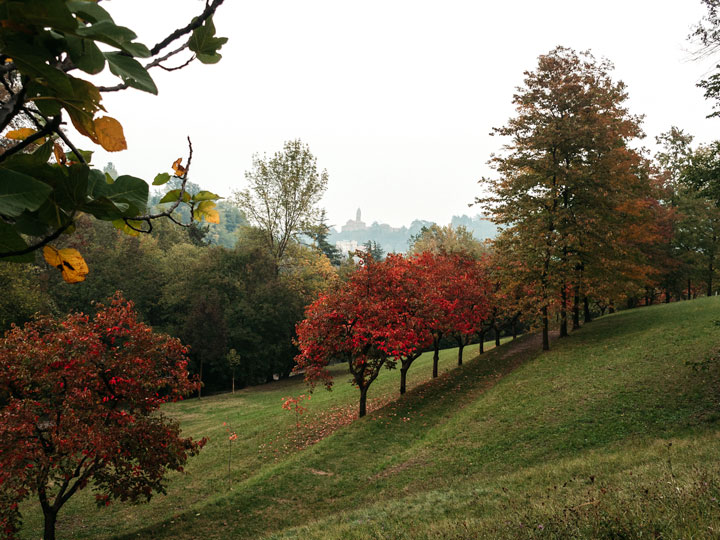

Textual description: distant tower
[356,208,361,222]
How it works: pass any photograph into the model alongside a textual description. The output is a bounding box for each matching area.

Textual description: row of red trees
[294,252,494,417]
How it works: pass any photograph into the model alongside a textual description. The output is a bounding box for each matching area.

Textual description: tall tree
[477,47,647,350]
[233,139,329,268]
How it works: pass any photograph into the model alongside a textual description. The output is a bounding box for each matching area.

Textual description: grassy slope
[22,298,720,539]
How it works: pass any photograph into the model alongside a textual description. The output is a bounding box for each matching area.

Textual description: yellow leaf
[43,246,89,284]
[94,116,127,152]
[205,208,220,224]
[5,128,37,140]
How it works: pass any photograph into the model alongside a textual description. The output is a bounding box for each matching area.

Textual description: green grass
[19,299,720,539]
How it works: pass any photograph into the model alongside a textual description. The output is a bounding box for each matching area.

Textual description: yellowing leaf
[5,128,37,140]
[194,200,220,224]
[43,246,89,284]
[172,158,186,176]
[204,208,220,224]
[94,116,127,152]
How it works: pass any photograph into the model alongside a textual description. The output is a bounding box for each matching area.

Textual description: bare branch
[0,218,75,259]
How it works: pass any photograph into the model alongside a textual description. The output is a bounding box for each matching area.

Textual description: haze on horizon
[89,1,716,230]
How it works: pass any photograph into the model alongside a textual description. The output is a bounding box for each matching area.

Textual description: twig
[53,126,87,165]
[150,0,225,56]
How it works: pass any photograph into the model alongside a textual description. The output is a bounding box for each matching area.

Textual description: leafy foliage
[0,294,205,539]
[0,0,227,273]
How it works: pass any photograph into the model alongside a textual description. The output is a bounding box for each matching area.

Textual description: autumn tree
[477,47,647,350]
[0,294,205,540]
[0,1,226,278]
[233,139,329,269]
[295,253,428,416]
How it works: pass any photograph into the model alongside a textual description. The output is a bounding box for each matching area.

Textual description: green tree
[409,224,486,258]
[232,139,329,268]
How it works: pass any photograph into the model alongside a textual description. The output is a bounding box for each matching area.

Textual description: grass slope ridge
[23,298,720,539]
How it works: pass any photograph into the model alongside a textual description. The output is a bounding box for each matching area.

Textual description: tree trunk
[665,287,671,304]
[512,319,518,340]
[400,363,409,394]
[494,326,500,347]
[478,330,485,354]
[231,369,235,394]
[708,258,714,298]
[572,290,580,330]
[457,341,464,366]
[559,287,568,337]
[542,306,550,351]
[358,386,368,418]
[432,336,440,378]
[688,278,692,300]
[609,300,615,314]
[198,358,203,398]
[43,508,58,540]
[583,296,592,323]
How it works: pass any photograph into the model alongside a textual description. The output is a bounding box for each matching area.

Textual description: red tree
[0,294,206,540]
[295,253,429,416]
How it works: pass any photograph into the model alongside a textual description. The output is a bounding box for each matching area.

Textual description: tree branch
[150,0,225,56]
[0,218,75,259]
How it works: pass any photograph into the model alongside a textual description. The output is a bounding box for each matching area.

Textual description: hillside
[20,298,720,539]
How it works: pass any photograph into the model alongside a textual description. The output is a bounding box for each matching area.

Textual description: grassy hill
[20,297,720,539]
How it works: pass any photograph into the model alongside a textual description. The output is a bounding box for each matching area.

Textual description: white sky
[89,0,718,229]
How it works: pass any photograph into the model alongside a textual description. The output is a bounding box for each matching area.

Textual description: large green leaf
[76,21,150,58]
[66,35,106,74]
[5,0,76,32]
[81,197,129,220]
[95,175,149,216]
[0,222,34,263]
[67,0,113,23]
[153,172,171,186]
[159,189,191,204]
[54,164,89,209]
[0,168,53,217]
[105,52,157,94]
[188,16,227,64]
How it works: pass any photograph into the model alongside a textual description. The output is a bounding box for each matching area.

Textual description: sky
[88,0,718,230]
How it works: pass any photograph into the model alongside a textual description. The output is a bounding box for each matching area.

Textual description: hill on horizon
[328,212,498,254]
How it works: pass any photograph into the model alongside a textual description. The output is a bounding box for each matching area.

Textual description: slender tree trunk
[583,296,592,323]
[478,330,485,354]
[572,289,581,330]
[665,287,671,304]
[43,508,58,540]
[457,341,464,366]
[608,300,615,314]
[708,258,714,297]
[231,368,235,394]
[494,326,500,347]
[358,386,368,418]
[400,362,410,394]
[688,278,692,300]
[559,285,568,337]
[542,306,550,351]
[432,335,440,378]
[512,319,518,340]
[198,359,203,398]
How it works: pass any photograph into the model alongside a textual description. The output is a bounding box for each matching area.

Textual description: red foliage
[0,293,205,539]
